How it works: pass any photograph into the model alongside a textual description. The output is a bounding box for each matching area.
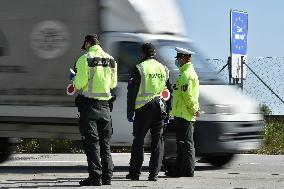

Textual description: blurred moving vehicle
[0,0,263,167]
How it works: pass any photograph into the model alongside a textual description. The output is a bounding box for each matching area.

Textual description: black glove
[127,111,134,122]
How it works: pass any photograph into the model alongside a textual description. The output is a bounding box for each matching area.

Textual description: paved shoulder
[0,154,283,188]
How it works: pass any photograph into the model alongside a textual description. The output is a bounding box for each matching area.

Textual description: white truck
[0,0,263,167]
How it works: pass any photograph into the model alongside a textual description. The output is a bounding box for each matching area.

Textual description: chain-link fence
[207,57,284,115]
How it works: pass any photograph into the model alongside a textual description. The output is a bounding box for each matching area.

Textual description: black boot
[79,177,102,186]
[126,173,140,180]
[148,174,158,181]
[102,179,111,185]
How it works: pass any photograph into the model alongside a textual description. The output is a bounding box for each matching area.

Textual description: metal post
[241,56,244,91]
[228,56,232,85]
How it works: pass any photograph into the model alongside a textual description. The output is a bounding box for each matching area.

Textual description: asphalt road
[0,154,283,189]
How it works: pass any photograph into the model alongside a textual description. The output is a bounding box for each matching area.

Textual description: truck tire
[0,138,12,163]
[203,153,234,167]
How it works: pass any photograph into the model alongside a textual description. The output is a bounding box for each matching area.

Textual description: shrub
[17,139,40,153]
[17,139,83,153]
[256,118,284,154]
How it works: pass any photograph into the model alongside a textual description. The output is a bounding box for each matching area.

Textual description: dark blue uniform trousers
[129,100,164,177]
[78,97,114,180]
[174,117,195,175]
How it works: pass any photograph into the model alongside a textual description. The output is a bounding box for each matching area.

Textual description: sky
[177,0,284,115]
[177,0,284,59]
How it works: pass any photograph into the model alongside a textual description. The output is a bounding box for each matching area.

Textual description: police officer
[126,43,170,181]
[167,47,200,177]
[73,34,117,186]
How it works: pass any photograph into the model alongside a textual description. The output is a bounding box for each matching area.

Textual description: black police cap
[141,43,156,54]
[81,34,99,50]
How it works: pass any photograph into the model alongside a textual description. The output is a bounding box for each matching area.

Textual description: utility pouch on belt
[158,98,168,120]
[75,94,86,112]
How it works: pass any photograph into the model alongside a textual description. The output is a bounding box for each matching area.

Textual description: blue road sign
[231,10,248,55]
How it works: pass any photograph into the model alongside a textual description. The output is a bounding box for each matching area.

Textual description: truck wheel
[203,153,234,167]
[0,138,12,163]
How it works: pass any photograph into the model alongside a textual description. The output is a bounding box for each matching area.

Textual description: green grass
[254,118,284,155]
[17,139,84,153]
[17,139,40,153]
[16,139,131,153]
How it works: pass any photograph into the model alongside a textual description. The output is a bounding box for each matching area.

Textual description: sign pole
[241,56,244,91]
[228,56,232,84]
[230,10,248,88]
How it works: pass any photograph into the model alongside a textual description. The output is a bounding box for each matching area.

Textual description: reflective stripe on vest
[82,91,111,98]
[136,64,155,97]
[135,60,168,109]
[165,65,169,81]
[83,53,114,99]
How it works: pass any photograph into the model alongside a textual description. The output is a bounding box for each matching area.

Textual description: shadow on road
[0,165,145,174]
[2,176,165,188]
[0,165,223,188]
[0,165,220,174]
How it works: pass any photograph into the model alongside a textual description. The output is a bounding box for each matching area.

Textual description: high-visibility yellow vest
[73,45,117,100]
[135,59,169,109]
[170,62,199,121]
